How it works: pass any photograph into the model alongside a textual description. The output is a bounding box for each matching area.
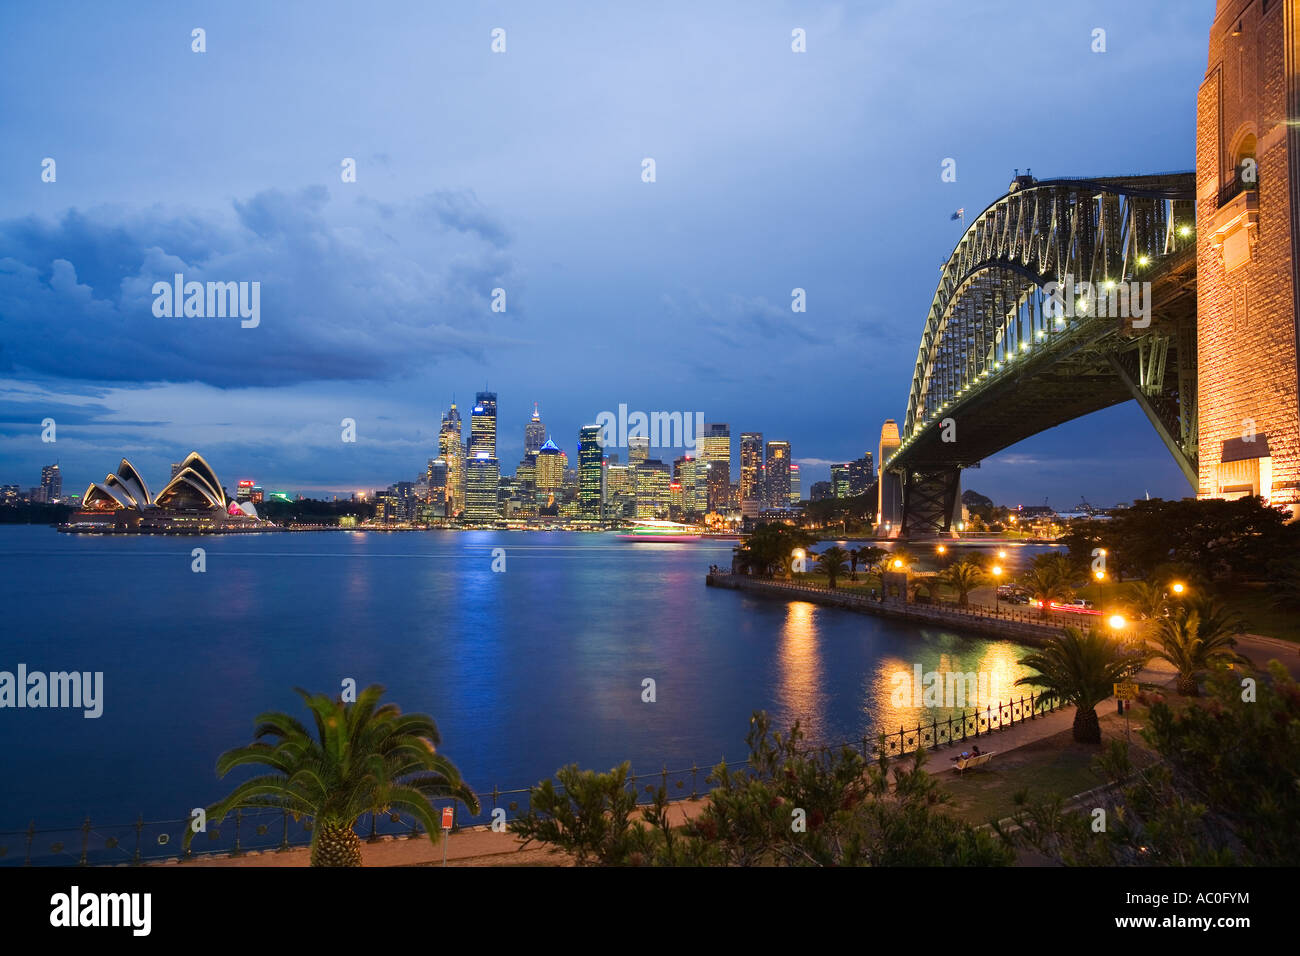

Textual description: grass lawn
[793,570,983,607]
[936,711,1151,826]
[792,571,882,593]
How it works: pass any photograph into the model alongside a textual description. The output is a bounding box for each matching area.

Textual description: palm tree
[817,546,850,589]
[1016,627,1148,743]
[1032,552,1078,579]
[941,559,984,607]
[1124,580,1170,622]
[849,548,860,581]
[858,546,888,578]
[184,685,480,866]
[1019,565,1074,619]
[885,547,914,573]
[1149,598,1248,697]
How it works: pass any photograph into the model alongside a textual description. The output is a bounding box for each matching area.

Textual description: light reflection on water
[0,528,1052,824]
[775,602,826,741]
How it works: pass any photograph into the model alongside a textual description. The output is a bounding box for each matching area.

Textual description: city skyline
[0,2,1208,508]
[2,388,1173,511]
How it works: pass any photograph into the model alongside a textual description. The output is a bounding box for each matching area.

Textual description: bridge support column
[899,467,962,537]
[1106,353,1198,489]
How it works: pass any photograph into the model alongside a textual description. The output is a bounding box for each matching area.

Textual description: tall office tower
[831,463,850,498]
[464,392,500,521]
[848,452,875,496]
[605,462,634,517]
[628,435,649,464]
[635,459,672,517]
[740,432,764,515]
[701,423,731,512]
[765,440,791,506]
[789,463,801,504]
[1196,2,1300,517]
[470,391,498,456]
[40,463,62,503]
[536,438,565,491]
[426,458,449,515]
[525,403,546,456]
[439,403,465,515]
[676,456,709,513]
[578,425,604,519]
[877,420,902,533]
[170,462,183,480]
[515,452,537,490]
[465,453,501,521]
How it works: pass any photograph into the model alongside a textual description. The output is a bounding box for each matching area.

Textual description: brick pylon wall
[1197,0,1300,516]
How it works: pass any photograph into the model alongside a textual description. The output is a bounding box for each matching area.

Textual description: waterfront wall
[706,572,1066,646]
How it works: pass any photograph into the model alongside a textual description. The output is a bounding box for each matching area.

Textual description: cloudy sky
[0,1,1211,504]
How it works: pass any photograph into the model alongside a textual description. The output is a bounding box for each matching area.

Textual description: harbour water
[0,527,1044,830]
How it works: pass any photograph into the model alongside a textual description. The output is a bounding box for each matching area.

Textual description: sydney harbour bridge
[878,0,1300,538]
[879,172,1199,536]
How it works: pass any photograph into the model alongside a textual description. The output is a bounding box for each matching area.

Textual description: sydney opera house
[63,452,279,534]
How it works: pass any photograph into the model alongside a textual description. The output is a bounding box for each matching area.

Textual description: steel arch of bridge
[888,174,1198,535]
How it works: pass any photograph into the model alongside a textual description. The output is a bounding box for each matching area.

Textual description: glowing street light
[936,545,946,554]
[892,559,904,570]
[1094,569,1106,581]
[1108,613,1127,631]
[992,565,1003,612]
[1171,581,1186,595]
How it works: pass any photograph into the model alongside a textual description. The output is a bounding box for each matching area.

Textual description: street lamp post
[1107,613,1133,743]
[992,565,1003,614]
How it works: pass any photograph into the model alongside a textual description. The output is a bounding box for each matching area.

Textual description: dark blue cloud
[0,187,520,387]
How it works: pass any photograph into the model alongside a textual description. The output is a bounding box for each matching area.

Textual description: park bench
[952,752,995,774]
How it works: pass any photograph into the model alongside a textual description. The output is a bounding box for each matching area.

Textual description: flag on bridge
[950,208,965,224]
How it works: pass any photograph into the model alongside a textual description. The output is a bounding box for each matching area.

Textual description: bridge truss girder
[889,173,1199,503]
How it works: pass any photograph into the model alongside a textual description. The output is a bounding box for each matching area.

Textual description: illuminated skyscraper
[525,403,546,456]
[465,453,501,521]
[426,458,449,516]
[470,391,498,456]
[675,455,709,513]
[605,462,634,517]
[701,423,730,512]
[831,463,850,498]
[789,463,801,504]
[848,452,875,496]
[439,403,465,515]
[765,440,791,505]
[740,432,764,515]
[536,437,564,491]
[635,459,671,517]
[40,463,62,503]
[628,435,649,464]
[578,425,604,519]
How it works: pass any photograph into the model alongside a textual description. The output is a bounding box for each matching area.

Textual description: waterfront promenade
[706,571,1065,645]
